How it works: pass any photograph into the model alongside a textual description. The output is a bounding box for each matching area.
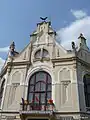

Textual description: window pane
[36,72,46,82]
[41,93,45,104]
[36,72,40,82]
[35,50,41,59]
[47,92,51,100]
[86,75,90,80]
[34,93,39,103]
[40,82,46,91]
[35,82,40,91]
[47,84,51,91]
[47,75,51,83]
[87,86,90,93]
[87,94,90,107]
[86,80,90,84]
[85,75,90,84]
[84,87,87,93]
[28,93,33,102]
[29,86,34,92]
[43,49,49,58]
[30,75,35,85]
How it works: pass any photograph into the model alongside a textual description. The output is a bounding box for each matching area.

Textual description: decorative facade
[0,20,90,120]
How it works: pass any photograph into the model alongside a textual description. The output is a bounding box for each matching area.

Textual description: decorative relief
[12,71,21,83]
[85,53,87,61]
[61,81,71,102]
[59,68,71,104]
[6,116,16,120]
[61,81,71,85]
[59,68,71,81]
[46,34,49,45]
[8,83,20,106]
[12,83,20,87]
[56,115,73,120]
[23,52,26,60]
[57,49,59,57]
[36,36,39,46]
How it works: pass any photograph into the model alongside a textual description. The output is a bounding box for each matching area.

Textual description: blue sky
[0,0,90,68]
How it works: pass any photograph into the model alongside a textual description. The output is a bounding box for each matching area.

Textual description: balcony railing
[20,103,55,112]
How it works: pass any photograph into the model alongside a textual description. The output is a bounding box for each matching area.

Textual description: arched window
[35,49,49,59]
[0,79,5,106]
[43,49,49,58]
[83,74,90,107]
[35,49,41,59]
[27,71,52,110]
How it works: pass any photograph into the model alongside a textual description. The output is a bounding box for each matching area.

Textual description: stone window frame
[34,48,50,61]
[27,71,52,110]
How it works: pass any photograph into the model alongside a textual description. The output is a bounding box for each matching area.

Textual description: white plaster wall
[2,66,27,111]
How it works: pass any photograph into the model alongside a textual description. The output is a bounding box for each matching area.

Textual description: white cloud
[57,16,90,50]
[0,57,5,71]
[0,46,9,52]
[0,46,9,71]
[71,9,87,19]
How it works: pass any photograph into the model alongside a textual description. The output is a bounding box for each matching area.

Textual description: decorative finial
[80,33,83,37]
[78,33,86,40]
[72,41,75,50]
[10,41,15,50]
[40,17,48,21]
[9,41,15,56]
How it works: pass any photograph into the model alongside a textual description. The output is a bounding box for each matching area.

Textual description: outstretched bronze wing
[40,17,47,21]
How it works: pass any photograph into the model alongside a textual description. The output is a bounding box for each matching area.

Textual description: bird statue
[40,17,48,21]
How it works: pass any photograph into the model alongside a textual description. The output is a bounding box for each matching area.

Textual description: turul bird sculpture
[40,17,48,21]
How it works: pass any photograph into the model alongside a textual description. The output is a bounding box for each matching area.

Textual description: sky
[0,0,90,69]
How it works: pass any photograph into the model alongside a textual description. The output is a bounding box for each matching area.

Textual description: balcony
[19,103,55,120]
[20,102,55,112]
